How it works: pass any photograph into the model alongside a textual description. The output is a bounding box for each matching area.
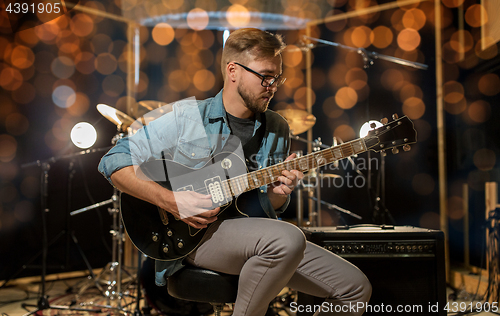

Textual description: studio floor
[0,268,497,316]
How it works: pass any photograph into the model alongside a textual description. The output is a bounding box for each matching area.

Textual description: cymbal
[303,171,342,179]
[138,100,168,111]
[97,104,135,130]
[276,109,316,135]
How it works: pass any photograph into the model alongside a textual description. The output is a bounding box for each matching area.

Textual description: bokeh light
[283,45,303,68]
[293,87,316,110]
[187,8,209,31]
[465,4,486,28]
[227,4,251,28]
[70,14,94,37]
[335,87,358,109]
[473,148,496,171]
[152,23,175,46]
[95,53,118,75]
[370,26,393,49]
[193,69,215,91]
[0,134,17,163]
[442,0,465,8]
[447,196,464,220]
[402,8,426,31]
[402,97,425,119]
[397,28,421,51]
[52,85,76,108]
[450,30,474,54]
[10,45,35,69]
[51,56,75,79]
[334,124,355,142]
[5,113,29,136]
[478,74,500,96]
[322,96,344,119]
[467,100,491,124]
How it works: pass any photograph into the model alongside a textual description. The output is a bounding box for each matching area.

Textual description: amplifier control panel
[322,239,436,257]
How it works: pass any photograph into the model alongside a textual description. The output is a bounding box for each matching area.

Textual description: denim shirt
[98,90,291,284]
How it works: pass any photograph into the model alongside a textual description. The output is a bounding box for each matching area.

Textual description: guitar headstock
[364,114,417,155]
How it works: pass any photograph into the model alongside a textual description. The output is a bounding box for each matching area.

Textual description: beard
[237,82,273,114]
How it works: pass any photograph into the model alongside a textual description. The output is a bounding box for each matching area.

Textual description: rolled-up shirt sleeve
[98,111,178,187]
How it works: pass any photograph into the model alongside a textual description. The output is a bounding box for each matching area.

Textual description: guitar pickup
[204,177,227,205]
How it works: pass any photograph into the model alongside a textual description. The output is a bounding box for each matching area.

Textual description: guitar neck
[221,136,378,197]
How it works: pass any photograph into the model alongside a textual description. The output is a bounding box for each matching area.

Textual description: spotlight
[71,122,97,149]
[359,120,383,138]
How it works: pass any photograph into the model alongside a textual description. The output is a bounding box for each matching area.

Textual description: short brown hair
[221,28,286,80]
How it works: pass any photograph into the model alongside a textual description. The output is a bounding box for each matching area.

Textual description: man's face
[237,55,282,114]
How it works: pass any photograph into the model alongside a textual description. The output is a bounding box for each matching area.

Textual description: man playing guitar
[99,28,371,316]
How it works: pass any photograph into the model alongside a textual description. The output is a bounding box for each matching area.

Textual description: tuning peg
[370,122,376,129]
[392,113,399,120]
[403,144,411,152]
[392,147,399,154]
[380,117,388,124]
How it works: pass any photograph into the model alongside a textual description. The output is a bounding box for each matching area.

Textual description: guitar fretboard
[219,137,374,198]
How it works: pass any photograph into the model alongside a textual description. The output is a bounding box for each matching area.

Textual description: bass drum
[141,257,214,315]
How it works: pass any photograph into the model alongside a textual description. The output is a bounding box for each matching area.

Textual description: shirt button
[260,190,264,193]
[191,153,195,157]
[259,165,262,169]
[222,137,226,140]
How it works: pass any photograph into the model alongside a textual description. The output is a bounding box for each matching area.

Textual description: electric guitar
[120,115,417,261]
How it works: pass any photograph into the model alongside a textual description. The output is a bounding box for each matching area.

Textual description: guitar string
[177,140,364,198]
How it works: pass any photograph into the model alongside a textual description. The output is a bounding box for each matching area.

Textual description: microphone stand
[20,159,102,315]
[300,35,428,70]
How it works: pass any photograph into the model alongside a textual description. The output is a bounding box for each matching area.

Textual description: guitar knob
[380,117,388,124]
[162,245,169,253]
[392,113,399,120]
[152,233,158,242]
[177,239,184,249]
[392,147,399,154]
[403,144,411,152]
[167,229,173,237]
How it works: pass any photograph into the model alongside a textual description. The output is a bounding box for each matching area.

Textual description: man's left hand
[269,153,304,196]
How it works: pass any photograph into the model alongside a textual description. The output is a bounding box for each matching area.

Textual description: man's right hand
[110,166,219,230]
[167,190,220,229]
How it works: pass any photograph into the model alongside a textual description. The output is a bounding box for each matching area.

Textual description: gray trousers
[186,218,372,316]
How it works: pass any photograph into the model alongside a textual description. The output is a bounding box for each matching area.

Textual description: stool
[168,265,239,316]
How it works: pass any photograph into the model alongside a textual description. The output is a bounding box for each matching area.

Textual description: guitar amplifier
[298,225,446,316]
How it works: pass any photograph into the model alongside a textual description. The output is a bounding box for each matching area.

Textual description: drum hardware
[290,132,363,227]
[69,101,172,314]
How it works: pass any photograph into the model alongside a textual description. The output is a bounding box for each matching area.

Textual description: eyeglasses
[233,62,286,88]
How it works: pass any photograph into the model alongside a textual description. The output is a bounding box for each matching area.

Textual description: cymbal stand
[69,131,134,314]
[292,135,362,226]
[292,136,331,227]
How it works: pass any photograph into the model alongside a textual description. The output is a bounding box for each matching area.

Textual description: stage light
[70,122,97,149]
[359,120,383,138]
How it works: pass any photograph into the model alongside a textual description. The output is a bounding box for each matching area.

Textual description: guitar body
[120,152,250,261]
